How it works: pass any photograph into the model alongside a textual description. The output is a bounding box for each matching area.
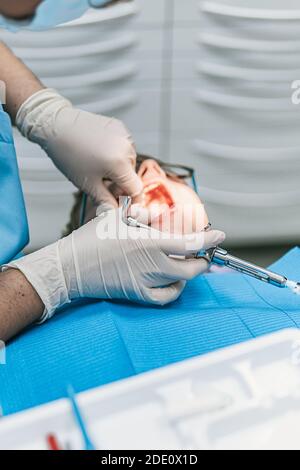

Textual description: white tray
[1,328,300,450]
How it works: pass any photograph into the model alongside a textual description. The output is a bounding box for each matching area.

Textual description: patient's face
[136,160,209,234]
[81,159,209,235]
[0,0,130,19]
[0,0,42,19]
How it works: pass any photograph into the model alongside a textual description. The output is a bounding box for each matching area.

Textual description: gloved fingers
[109,142,143,199]
[129,204,169,227]
[111,166,143,200]
[143,281,186,306]
[105,119,136,149]
[157,229,226,257]
[166,257,209,281]
[202,229,226,250]
[96,202,117,217]
[103,117,132,140]
[92,181,118,212]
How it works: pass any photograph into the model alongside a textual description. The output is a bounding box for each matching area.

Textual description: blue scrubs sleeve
[0,105,29,264]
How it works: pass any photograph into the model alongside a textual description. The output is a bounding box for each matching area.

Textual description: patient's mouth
[142,182,174,208]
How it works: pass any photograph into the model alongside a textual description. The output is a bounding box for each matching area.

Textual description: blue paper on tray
[1,247,300,415]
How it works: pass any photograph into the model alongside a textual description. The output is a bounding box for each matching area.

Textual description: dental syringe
[199,247,289,288]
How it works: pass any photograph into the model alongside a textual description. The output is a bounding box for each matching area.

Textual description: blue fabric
[0,0,111,31]
[0,105,29,264]
[1,247,300,416]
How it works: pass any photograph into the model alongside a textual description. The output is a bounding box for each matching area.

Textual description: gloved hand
[16,88,143,206]
[5,209,226,323]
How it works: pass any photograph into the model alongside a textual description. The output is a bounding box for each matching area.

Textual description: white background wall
[1,0,300,250]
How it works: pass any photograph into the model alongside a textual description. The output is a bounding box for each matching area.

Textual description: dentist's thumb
[111,160,144,200]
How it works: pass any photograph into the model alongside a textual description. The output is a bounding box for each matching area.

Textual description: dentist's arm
[0,2,146,207]
[0,42,43,121]
[0,42,142,205]
[0,270,43,342]
[2,209,225,341]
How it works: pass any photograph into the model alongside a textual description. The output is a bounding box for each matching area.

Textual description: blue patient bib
[0,105,29,264]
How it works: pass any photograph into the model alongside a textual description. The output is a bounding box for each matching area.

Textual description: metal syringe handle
[210,247,287,288]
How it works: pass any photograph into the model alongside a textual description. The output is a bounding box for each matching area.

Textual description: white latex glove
[5,209,225,323]
[16,88,143,206]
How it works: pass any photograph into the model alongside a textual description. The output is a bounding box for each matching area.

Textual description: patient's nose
[138,160,166,180]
